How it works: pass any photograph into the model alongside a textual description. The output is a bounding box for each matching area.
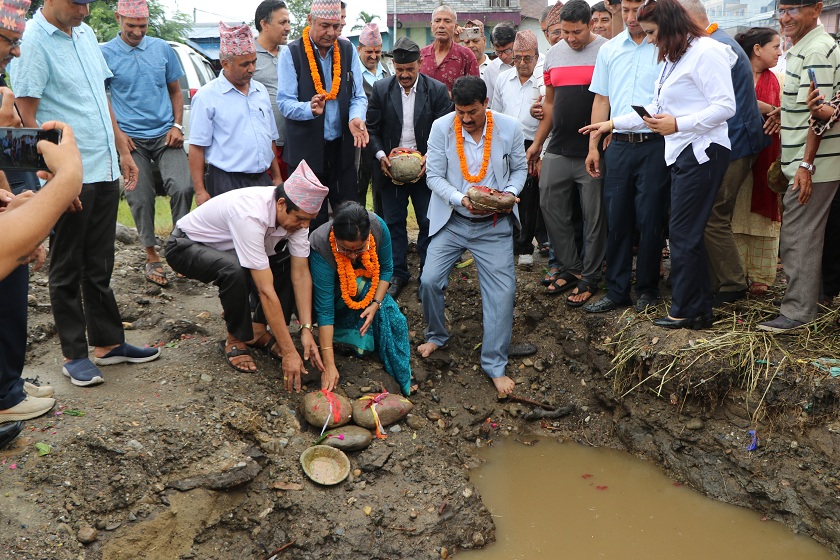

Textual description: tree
[351,11,381,32]
[27,0,192,43]
[285,0,312,41]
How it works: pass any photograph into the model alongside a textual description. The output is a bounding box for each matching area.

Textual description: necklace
[454,110,494,184]
[330,231,380,310]
[302,26,341,100]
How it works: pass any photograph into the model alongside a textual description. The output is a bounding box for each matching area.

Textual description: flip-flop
[566,280,599,308]
[218,340,256,373]
[145,262,169,287]
[541,268,561,287]
[545,271,578,295]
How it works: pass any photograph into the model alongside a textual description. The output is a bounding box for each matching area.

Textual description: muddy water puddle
[462,438,834,559]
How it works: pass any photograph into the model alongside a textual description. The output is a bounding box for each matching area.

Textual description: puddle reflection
[462,438,834,560]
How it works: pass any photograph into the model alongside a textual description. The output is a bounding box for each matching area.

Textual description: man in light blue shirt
[188,22,281,205]
[582,0,669,315]
[102,0,193,288]
[276,0,368,229]
[356,22,390,213]
[12,0,159,388]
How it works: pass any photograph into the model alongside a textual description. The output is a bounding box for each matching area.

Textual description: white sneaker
[0,396,56,422]
[24,382,55,398]
[517,254,534,267]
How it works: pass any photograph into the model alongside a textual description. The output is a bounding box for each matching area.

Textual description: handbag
[766,159,789,194]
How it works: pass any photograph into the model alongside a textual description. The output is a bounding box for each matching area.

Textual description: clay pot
[301,391,352,429]
[352,394,413,429]
[300,445,350,485]
[467,185,516,212]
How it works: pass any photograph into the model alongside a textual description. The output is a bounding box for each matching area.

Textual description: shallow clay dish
[300,445,351,486]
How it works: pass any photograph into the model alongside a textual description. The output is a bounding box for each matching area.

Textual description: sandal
[218,340,256,373]
[566,280,599,308]
[545,271,578,295]
[145,262,169,287]
[541,268,561,287]
[247,331,282,361]
[749,282,769,296]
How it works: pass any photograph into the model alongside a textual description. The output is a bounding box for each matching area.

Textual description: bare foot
[417,341,440,358]
[492,375,515,397]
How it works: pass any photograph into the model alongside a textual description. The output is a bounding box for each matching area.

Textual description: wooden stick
[264,541,295,559]
[499,393,556,411]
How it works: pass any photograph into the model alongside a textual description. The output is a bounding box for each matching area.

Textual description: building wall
[519,17,550,54]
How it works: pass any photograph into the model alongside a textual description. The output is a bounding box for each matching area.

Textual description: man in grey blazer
[366,36,452,299]
[418,76,527,396]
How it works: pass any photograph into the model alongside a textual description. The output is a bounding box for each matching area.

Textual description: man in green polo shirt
[758,0,840,333]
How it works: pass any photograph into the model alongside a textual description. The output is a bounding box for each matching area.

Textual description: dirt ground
[1,227,838,559]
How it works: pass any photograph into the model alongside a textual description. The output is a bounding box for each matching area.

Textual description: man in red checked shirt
[419,5,479,93]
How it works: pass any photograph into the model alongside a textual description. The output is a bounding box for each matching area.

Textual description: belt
[612,132,660,144]
[454,212,506,223]
[208,164,265,181]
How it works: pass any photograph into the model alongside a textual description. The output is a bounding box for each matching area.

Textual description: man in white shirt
[462,19,489,78]
[483,22,516,104]
[165,161,327,392]
[493,30,543,267]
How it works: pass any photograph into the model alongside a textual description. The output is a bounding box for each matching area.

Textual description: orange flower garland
[330,230,380,310]
[455,109,494,184]
[303,26,341,100]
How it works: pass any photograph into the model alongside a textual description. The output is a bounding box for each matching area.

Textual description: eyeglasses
[775,7,801,17]
[547,29,563,37]
[334,240,369,256]
[495,47,513,56]
[0,32,22,49]
[513,55,535,64]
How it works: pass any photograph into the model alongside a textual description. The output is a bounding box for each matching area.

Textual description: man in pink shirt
[165,161,327,392]
[419,5,479,92]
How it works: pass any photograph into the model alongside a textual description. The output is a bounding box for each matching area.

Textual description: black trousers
[165,232,294,342]
[357,147,383,215]
[822,188,840,299]
[603,138,670,302]
[0,265,28,409]
[380,173,432,282]
[206,165,271,197]
[668,144,730,318]
[49,181,124,359]
[311,139,359,232]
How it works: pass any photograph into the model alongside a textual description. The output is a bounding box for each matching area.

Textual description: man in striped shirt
[758,0,840,333]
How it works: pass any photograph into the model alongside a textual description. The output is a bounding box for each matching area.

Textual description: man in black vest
[366,37,452,299]
[276,0,368,230]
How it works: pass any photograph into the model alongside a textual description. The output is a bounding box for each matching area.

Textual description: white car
[166,41,217,153]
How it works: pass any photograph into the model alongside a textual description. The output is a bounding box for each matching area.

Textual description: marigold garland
[303,26,341,100]
[455,109,493,184]
[331,230,380,310]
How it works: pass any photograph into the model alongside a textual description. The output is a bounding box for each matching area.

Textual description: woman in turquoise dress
[309,202,413,396]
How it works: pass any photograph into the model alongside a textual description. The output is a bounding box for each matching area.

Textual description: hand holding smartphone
[0,127,62,171]
[807,68,822,106]
[631,105,653,119]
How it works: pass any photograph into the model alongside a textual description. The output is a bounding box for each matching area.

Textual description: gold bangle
[320,346,333,351]
[609,119,614,132]
[300,323,313,331]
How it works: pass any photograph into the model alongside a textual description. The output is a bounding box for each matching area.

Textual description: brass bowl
[300,445,351,486]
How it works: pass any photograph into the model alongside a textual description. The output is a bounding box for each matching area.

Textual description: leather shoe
[634,293,660,313]
[583,296,629,313]
[387,276,409,300]
[0,421,23,450]
[653,314,712,330]
[712,289,747,308]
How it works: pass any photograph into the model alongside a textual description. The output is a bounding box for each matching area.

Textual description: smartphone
[460,27,481,41]
[0,127,61,172]
[631,104,652,119]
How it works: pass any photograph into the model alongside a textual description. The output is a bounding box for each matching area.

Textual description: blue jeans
[420,213,515,378]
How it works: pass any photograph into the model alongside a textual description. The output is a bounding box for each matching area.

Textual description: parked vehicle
[166,41,217,153]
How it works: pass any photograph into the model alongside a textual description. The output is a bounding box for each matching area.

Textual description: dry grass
[606,288,840,424]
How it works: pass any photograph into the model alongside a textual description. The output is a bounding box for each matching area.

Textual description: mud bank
[0,236,837,559]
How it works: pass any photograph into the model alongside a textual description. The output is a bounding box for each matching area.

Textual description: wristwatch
[172,123,184,132]
[799,161,816,174]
